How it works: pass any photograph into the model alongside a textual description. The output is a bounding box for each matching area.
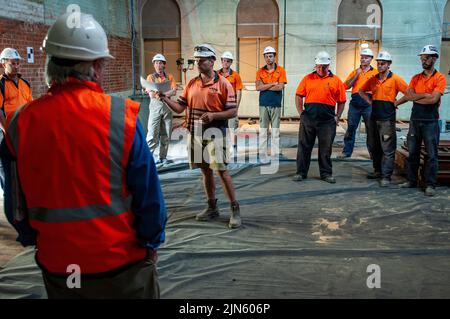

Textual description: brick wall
[0,17,134,99]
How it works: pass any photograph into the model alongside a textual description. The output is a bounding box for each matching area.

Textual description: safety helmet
[193,44,216,59]
[0,48,23,61]
[263,46,276,55]
[360,48,374,57]
[376,51,392,62]
[221,51,234,60]
[418,45,439,58]
[42,12,114,61]
[315,51,331,65]
[152,53,166,63]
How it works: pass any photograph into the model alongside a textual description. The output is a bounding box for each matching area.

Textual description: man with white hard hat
[161,44,242,229]
[294,51,346,184]
[255,46,287,163]
[218,51,243,152]
[146,53,177,166]
[4,12,167,298]
[396,45,446,196]
[338,47,377,159]
[359,51,408,187]
[0,47,33,231]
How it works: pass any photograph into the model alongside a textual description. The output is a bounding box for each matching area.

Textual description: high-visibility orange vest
[6,78,147,274]
[0,74,33,118]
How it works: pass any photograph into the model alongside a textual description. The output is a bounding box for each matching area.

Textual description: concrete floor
[0,119,443,268]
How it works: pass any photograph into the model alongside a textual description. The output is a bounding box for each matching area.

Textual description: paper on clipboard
[140,77,172,93]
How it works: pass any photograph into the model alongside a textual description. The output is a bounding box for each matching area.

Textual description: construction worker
[255,46,287,162]
[294,51,346,184]
[359,51,408,187]
[338,48,378,158]
[396,45,446,196]
[146,53,177,166]
[4,12,167,299]
[218,51,243,151]
[0,48,32,190]
[161,44,242,229]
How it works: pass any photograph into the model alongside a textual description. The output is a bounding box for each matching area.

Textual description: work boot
[425,186,436,197]
[367,171,381,179]
[337,153,351,159]
[228,202,242,229]
[292,174,304,182]
[196,199,220,221]
[161,159,173,165]
[399,181,417,188]
[322,176,336,184]
[380,178,390,187]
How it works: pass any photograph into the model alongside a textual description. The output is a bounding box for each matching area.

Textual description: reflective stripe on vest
[8,96,132,223]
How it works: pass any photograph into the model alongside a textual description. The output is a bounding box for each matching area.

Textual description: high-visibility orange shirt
[256,64,287,84]
[344,66,378,94]
[296,71,347,106]
[408,70,447,120]
[0,74,33,118]
[360,71,408,103]
[146,72,177,90]
[178,72,236,133]
[218,68,243,93]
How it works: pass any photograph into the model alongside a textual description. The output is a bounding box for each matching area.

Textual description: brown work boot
[196,199,219,221]
[228,201,242,229]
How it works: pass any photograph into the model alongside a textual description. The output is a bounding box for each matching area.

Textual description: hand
[200,112,215,124]
[335,116,340,126]
[147,250,158,263]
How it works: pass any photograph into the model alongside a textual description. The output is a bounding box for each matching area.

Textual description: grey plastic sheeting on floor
[1,160,450,298]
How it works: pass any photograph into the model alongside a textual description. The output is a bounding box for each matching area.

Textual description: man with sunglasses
[161,44,242,229]
[395,45,446,196]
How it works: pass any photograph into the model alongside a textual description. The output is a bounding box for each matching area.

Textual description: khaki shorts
[187,134,229,171]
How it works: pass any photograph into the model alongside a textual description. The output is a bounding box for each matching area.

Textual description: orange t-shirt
[344,66,378,94]
[0,74,33,119]
[218,68,243,93]
[256,64,287,84]
[296,72,347,106]
[408,70,446,95]
[360,71,408,103]
[178,72,236,133]
[146,72,177,90]
[408,70,447,120]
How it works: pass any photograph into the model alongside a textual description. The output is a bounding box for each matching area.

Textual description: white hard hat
[193,44,216,59]
[152,53,166,63]
[0,48,23,61]
[360,48,374,57]
[418,45,439,57]
[315,51,331,65]
[376,51,392,62]
[42,12,114,61]
[263,46,276,55]
[221,51,234,60]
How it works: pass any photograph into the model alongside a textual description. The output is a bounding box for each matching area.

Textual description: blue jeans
[406,120,440,187]
[342,94,372,156]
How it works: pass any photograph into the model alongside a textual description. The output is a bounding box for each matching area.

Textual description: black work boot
[228,201,242,229]
[196,199,219,221]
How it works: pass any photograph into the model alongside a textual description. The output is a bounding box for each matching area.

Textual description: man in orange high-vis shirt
[5,12,166,299]
[146,53,177,166]
[255,46,287,162]
[359,51,408,187]
[396,45,446,196]
[218,51,243,151]
[0,48,33,192]
[162,44,242,229]
[294,51,346,184]
[338,48,378,159]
